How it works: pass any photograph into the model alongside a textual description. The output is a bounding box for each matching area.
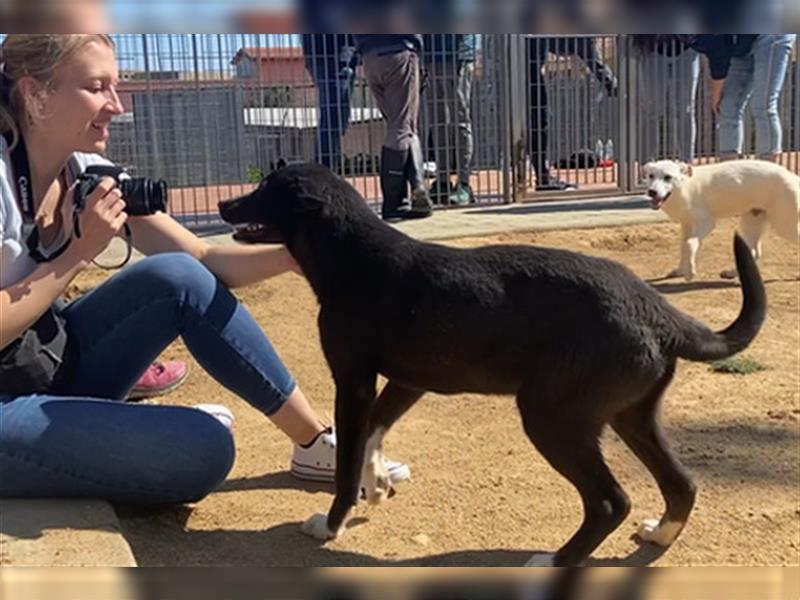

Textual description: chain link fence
[106,34,800,229]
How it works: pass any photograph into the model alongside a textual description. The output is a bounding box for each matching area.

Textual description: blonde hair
[0,34,115,148]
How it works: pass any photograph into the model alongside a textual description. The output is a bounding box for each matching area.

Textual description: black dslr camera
[74,165,168,216]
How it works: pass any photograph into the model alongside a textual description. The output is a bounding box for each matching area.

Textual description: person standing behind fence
[354,35,433,221]
[632,35,700,164]
[422,34,476,206]
[682,34,797,163]
[527,36,618,191]
[300,34,357,173]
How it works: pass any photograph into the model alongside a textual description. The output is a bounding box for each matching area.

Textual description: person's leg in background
[674,48,700,164]
[403,52,433,212]
[451,60,475,205]
[424,61,453,205]
[313,57,337,169]
[364,51,431,220]
[528,37,549,188]
[717,52,755,160]
[315,53,355,172]
[749,34,796,163]
[527,37,574,191]
[638,49,665,163]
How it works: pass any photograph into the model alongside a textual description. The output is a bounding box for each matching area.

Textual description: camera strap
[3,132,35,221]
[2,131,76,263]
[4,133,133,269]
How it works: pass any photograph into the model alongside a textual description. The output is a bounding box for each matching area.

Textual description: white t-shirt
[0,135,113,288]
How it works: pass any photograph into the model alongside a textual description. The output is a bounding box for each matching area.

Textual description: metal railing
[106,34,800,229]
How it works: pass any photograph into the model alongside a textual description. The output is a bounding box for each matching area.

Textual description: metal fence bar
[104,34,800,230]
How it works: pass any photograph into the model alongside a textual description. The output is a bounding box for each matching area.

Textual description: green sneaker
[428,179,452,205]
[448,182,474,206]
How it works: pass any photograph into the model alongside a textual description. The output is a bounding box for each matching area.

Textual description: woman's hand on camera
[69,177,127,263]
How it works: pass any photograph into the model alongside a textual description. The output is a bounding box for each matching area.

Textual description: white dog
[643,159,799,280]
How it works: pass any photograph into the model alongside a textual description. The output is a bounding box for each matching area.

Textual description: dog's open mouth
[649,192,670,210]
[232,223,277,244]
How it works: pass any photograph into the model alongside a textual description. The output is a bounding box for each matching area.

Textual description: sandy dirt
[70,220,799,567]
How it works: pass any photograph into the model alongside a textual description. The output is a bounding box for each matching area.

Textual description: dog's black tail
[676,234,767,362]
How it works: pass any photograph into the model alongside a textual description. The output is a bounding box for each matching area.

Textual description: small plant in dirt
[710,356,766,375]
[247,164,265,184]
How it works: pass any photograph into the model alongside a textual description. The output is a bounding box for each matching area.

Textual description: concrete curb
[1,499,136,566]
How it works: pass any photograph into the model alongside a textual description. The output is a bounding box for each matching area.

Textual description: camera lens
[119,178,169,215]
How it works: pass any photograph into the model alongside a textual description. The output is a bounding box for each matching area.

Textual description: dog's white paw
[524,553,556,567]
[719,268,738,280]
[361,428,392,505]
[667,268,694,281]
[301,513,337,540]
[362,459,392,505]
[365,475,392,505]
[636,518,683,547]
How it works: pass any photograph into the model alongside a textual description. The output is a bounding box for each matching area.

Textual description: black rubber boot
[535,160,577,191]
[380,146,431,221]
[406,135,433,213]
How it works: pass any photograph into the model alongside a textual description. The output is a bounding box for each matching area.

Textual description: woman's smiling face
[32,40,124,154]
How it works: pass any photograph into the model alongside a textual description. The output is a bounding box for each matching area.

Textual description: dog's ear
[680,162,693,177]
[276,158,287,170]
[293,191,326,215]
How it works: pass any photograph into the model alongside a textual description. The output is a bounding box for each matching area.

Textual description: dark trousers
[306,57,354,170]
[527,38,553,182]
[526,36,616,182]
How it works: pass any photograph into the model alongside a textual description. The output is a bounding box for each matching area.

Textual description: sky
[109,0,292,32]
[109,34,300,75]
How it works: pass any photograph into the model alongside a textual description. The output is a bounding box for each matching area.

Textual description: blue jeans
[306,56,355,170]
[718,34,797,157]
[0,253,296,504]
[639,48,700,163]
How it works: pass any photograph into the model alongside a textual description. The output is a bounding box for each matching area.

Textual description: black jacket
[680,35,758,80]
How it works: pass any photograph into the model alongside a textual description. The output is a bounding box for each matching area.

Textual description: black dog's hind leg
[517,383,631,567]
[362,380,425,504]
[611,362,696,548]
[301,368,377,540]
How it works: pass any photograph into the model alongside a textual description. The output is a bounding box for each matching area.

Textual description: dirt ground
[73,220,799,567]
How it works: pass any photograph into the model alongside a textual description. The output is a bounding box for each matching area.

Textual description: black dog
[219,163,766,567]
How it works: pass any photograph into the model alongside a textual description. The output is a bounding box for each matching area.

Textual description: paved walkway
[391,195,666,241]
[106,193,665,265]
[2,192,665,567]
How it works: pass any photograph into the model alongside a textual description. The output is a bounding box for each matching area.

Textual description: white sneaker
[194,403,235,431]
[290,427,411,484]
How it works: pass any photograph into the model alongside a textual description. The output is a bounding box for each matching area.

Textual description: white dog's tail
[676,235,767,362]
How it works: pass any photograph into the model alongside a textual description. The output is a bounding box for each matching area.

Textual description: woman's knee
[165,411,236,503]
[126,253,219,307]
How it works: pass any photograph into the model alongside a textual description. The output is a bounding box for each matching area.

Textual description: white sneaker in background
[194,403,235,431]
[290,426,411,484]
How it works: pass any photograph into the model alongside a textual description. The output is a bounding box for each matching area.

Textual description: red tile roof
[232,46,304,64]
